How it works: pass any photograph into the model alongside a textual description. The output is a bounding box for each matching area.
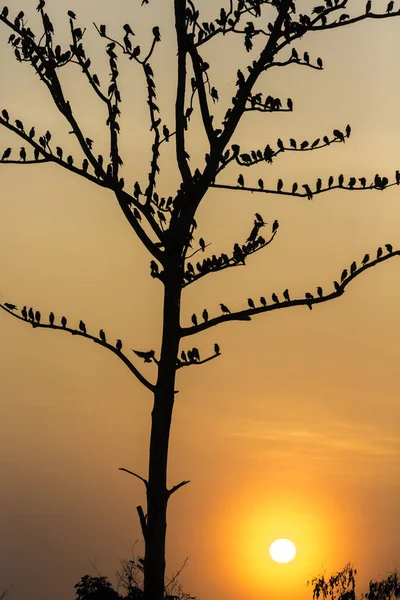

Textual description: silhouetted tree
[1,1,400,598]
[74,551,196,600]
[308,564,400,600]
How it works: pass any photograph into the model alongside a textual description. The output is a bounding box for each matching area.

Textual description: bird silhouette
[4,302,17,311]
[316,178,322,193]
[19,147,26,161]
[292,182,298,193]
[1,109,9,122]
[258,178,264,190]
[283,289,290,302]
[202,309,209,322]
[220,303,230,314]
[79,320,86,333]
[191,314,198,326]
[272,293,279,304]
[21,306,28,319]
[374,174,382,188]
[68,10,76,19]
[377,247,383,259]
[214,343,220,354]
[290,138,297,149]
[362,253,369,265]
[150,260,159,277]
[1,148,11,160]
[350,261,357,274]
[333,281,340,291]
[303,184,313,200]
[272,219,279,232]
[341,269,348,282]
[28,308,34,321]
[29,127,35,139]
[338,174,344,187]
[35,310,41,323]
[328,176,334,188]
[132,348,155,362]
[317,287,323,298]
[49,312,55,325]
[152,26,161,41]
[99,329,106,342]
[366,0,372,13]
[333,129,344,142]
[387,0,394,12]
[116,339,122,351]
[260,296,267,306]
[277,179,283,192]
[359,177,366,188]
[348,177,356,189]
[199,238,206,251]
[248,298,255,309]
[395,170,400,185]
[238,174,244,187]
[385,243,393,253]
[305,292,313,310]
[61,316,67,327]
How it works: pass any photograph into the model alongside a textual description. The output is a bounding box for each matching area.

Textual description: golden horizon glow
[269,539,297,564]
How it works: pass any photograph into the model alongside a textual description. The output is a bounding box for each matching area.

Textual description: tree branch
[174,0,192,185]
[167,480,190,497]
[0,303,155,392]
[119,467,148,488]
[136,505,147,540]
[180,246,400,337]
[176,350,220,370]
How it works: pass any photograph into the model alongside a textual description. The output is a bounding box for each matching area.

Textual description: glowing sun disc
[269,538,297,563]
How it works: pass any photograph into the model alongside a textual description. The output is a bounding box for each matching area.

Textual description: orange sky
[0,1,399,599]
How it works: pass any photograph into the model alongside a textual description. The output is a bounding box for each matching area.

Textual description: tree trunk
[143,257,182,600]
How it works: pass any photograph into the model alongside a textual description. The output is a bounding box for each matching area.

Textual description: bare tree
[1,1,400,598]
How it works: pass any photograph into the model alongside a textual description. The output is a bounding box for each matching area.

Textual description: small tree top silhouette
[1,1,400,598]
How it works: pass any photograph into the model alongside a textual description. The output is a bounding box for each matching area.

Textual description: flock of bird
[236,170,399,197]
[2,303,125,352]
[177,343,220,367]
[182,217,278,284]
[187,243,395,323]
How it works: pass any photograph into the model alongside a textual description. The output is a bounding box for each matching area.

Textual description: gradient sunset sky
[0,1,399,599]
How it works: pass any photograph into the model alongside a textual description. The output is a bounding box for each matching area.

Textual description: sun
[269,538,297,564]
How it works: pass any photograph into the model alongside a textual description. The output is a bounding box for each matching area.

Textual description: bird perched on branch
[99,329,106,343]
[49,312,55,325]
[305,292,314,310]
[61,316,67,328]
[116,339,122,351]
[4,302,17,311]
[79,320,86,333]
[220,303,230,314]
[1,148,11,160]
